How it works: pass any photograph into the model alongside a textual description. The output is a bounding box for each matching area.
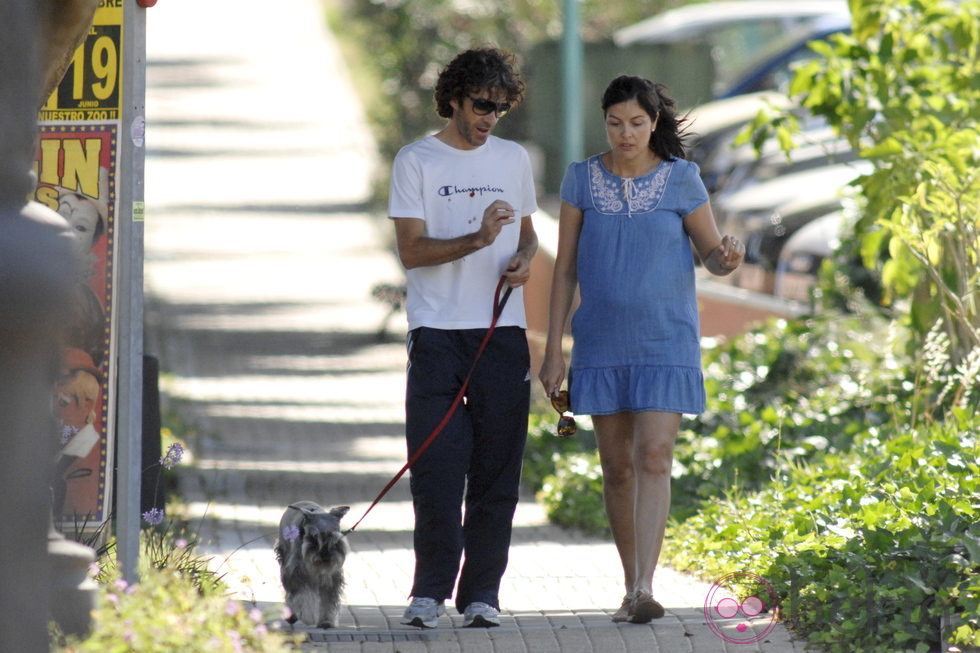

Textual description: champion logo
[438,184,505,198]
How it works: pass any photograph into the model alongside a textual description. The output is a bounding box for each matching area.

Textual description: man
[387,47,538,629]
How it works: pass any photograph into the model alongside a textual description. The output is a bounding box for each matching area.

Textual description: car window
[708,17,826,93]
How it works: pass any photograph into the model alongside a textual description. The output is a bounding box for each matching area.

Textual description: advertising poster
[37,2,123,527]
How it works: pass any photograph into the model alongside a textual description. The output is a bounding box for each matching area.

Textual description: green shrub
[665,414,980,652]
[56,515,299,652]
[55,565,298,652]
[672,309,912,518]
[536,451,610,537]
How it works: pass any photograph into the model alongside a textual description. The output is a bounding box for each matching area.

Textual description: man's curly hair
[434,48,526,119]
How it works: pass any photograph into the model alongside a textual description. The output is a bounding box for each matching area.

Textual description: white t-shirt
[388,135,537,331]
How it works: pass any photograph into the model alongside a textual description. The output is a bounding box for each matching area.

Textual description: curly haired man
[388,47,538,628]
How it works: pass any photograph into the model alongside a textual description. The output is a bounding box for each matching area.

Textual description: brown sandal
[628,592,665,623]
[611,592,635,622]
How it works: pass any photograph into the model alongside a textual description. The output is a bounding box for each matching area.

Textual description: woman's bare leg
[592,412,637,593]
[631,410,681,595]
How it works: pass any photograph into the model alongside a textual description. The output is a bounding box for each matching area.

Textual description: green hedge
[55,525,299,652]
[55,565,298,652]
[667,413,979,652]
[672,310,909,519]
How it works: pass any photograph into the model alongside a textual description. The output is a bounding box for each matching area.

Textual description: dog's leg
[317,569,344,628]
[291,587,321,627]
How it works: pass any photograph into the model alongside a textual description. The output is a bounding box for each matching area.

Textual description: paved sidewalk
[143,2,804,651]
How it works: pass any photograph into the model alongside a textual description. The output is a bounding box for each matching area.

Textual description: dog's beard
[285,540,346,628]
[300,533,345,572]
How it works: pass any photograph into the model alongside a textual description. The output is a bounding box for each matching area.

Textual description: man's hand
[476,200,516,247]
[503,251,532,288]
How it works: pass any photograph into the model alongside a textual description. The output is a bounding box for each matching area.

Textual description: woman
[538,75,744,623]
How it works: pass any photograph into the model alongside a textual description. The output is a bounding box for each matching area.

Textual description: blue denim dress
[559,155,709,416]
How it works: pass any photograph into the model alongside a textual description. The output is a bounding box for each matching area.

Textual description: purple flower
[142,507,164,525]
[228,630,244,653]
[282,525,300,542]
[159,442,184,470]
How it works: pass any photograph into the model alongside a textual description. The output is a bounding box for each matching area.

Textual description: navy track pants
[404,326,530,613]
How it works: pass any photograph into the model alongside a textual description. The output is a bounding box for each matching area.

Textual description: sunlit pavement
[143,1,804,650]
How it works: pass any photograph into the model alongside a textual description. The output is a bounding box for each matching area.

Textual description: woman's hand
[707,234,744,275]
[538,350,567,399]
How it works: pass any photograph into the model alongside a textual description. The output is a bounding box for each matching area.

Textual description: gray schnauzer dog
[274,501,350,628]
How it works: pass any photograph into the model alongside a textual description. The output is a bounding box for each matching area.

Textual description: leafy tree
[744,0,979,370]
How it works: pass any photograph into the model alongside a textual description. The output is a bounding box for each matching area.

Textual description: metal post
[115,0,147,585]
[561,0,584,167]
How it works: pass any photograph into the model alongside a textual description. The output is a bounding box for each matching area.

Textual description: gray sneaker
[402,597,445,628]
[462,602,500,628]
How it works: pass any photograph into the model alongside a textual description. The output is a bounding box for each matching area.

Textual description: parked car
[743,193,846,270]
[718,13,851,98]
[701,121,856,198]
[713,160,870,238]
[711,160,870,293]
[773,210,842,301]
[614,0,847,97]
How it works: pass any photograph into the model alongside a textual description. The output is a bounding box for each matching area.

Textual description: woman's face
[604,99,658,161]
[58,192,101,256]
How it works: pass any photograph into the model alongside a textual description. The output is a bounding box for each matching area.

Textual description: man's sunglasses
[550,390,577,438]
[468,96,511,117]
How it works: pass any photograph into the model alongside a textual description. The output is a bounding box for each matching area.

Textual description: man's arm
[502,215,537,287]
[393,199,517,270]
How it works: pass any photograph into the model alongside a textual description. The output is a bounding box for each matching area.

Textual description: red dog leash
[345,276,514,535]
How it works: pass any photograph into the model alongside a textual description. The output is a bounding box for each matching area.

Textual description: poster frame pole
[115,0,147,584]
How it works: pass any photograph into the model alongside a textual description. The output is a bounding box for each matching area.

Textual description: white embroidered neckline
[588,156,673,216]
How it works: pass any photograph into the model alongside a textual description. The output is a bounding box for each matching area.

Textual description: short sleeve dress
[559,154,710,416]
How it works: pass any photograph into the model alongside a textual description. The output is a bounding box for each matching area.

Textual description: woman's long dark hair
[601,75,689,161]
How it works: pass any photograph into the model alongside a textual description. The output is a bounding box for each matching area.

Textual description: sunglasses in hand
[550,390,577,438]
